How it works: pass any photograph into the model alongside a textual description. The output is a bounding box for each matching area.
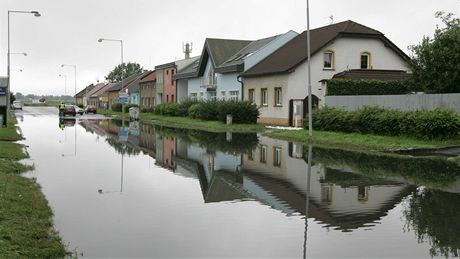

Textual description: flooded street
[16,107,460,258]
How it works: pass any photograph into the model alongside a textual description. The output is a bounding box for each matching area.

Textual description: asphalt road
[15,106,107,120]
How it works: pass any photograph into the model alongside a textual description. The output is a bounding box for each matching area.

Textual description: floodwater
[15,107,460,258]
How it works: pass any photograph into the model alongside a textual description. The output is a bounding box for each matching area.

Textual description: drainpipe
[237,75,244,101]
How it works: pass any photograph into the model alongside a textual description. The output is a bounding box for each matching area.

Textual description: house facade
[242,20,411,126]
[139,70,156,110]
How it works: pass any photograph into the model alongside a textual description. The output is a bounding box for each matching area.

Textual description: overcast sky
[0,0,458,95]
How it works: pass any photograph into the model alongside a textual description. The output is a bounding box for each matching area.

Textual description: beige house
[242,20,411,126]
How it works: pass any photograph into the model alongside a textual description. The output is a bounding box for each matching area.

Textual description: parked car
[72,105,84,115]
[12,101,23,110]
[63,104,76,117]
[85,105,97,114]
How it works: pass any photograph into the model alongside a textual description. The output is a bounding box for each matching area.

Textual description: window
[323,50,335,69]
[229,90,239,101]
[360,52,371,69]
[190,93,198,100]
[200,92,204,100]
[172,94,175,102]
[274,88,282,106]
[166,70,169,75]
[321,183,333,204]
[273,147,282,167]
[221,91,226,100]
[166,95,169,102]
[261,88,268,106]
[248,89,255,104]
[260,145,267,163]
[358,186,369,202]
[209,92,217,101]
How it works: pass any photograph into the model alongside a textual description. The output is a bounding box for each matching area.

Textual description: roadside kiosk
[0,77,8,127]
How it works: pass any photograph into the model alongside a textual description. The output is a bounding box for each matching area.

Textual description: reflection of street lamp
[59,74,67,96]
[61,123,77,157]
[303,145,312,259]
[10,52,27,56]
[98,38,124,111]
[7,10,40,124]
[61,64,77,103]
[98,147,124,194]
[11,69,23,72]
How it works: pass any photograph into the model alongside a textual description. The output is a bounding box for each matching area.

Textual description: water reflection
[78,119,460,258]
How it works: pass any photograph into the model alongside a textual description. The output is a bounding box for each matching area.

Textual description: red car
[63,104,76,117]
[85,105,97,114]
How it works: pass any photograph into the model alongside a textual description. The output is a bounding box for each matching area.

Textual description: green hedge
[327,79,411,96]
[111,103,138,113]
[151,100,260,124]
[306,106,460,139]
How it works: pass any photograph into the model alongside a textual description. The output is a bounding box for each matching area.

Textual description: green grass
[0,116,22,141]
[265,129,460,152]
[98,109,266,133]
[0,114,68,258]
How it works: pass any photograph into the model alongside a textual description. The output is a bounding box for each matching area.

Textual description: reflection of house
[242,20,410,126]
[241,136,414,231]
[175,138,249,203]
[139,123,156,158]
[163,136,176,170]
[74,84,96,106]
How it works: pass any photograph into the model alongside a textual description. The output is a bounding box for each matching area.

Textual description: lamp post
[59,74,67,96]
[61,64,77,104]
[305,0,312,138]
[98,38,124,111]
[7,10,40,124]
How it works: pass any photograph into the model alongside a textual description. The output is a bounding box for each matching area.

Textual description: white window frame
[229,90,239,101]
[274,87,282,106]
[261,88,268,106]
[323,50,335,69]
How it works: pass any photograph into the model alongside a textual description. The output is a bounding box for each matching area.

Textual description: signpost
[118,91,129,113]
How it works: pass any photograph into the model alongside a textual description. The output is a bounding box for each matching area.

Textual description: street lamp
[10,52,27,56]
[61,64,77,104]
[7,10,40,124]
[98,38,124,111]
[59,74,67,96]
[305,0,312,138]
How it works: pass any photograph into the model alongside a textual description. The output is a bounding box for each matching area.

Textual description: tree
[409,12,460,93]
[105,62,145,83]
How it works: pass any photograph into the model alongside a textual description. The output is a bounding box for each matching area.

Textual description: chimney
[183,42,193,59]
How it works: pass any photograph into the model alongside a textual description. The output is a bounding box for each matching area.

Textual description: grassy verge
[0,114,67,258]
[98,109,266,133]
[0,116,22,141]
[265,129,460,152]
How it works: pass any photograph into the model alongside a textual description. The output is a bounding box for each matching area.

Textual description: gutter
[237,75,244,101]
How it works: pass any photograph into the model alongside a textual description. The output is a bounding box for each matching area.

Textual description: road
[15,106,107,120]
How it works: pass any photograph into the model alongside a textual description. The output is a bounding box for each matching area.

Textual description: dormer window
[360,52,371,69]
[323,50,335,69]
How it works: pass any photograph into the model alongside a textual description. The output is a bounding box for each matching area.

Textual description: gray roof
[107,73,143,92]
[85,83,105,97]
[173,58,201,80]
[75,84,95,98]
[215,34,281,73]
[127,71,152,93]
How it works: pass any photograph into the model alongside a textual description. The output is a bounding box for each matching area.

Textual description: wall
[244,74,289,126]
[217,73,241,100]
[176,79,188,103]
[325,93,460,113]
[163,67,176,103]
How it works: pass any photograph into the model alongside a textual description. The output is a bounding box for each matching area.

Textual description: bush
[176,98,199,117]
[307,106,460,139]
[111,102,123,112]
[216,101,259,124]
[153,103,179,116]
[327,79,411,96]
[400,109,460,139]
[123,104,138,113]
[188,103,205,119]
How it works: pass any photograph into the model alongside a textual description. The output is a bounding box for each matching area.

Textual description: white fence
[325,93,460,113]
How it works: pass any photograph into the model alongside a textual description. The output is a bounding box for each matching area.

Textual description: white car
[72,105,84,115]
[12,101,23,110]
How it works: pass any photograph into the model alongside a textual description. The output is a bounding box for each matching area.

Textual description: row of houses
[76,20,411,126]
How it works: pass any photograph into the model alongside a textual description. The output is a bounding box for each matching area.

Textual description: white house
[242,20,411,126]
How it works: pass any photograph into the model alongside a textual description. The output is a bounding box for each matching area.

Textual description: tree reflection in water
[106,137,140,156]
[403,188,460,258]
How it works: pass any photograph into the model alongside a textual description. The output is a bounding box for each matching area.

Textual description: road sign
[0,87,6,96]
[118,97,129,104]
[119,91,129,98]
[119,127,129,142]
